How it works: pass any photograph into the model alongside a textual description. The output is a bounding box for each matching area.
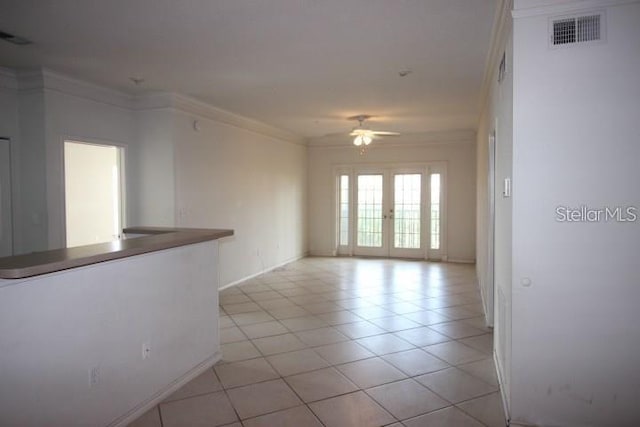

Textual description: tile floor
[129,257,506,427]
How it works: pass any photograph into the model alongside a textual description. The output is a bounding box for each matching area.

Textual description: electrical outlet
[142,341,151,360]
[89,366,100,387]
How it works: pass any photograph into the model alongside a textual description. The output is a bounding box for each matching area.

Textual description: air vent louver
[553,18,576,45]
[551,13,602,46]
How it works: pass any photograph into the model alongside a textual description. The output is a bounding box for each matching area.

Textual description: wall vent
[550,12,604,47]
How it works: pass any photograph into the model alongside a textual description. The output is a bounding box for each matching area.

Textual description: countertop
[0,227,233,279]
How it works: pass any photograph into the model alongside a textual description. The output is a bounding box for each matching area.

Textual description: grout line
[455,395,502,427]
[213,259,488,426]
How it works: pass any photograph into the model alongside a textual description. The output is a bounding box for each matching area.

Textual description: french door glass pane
[430,173,441,250]
[394,174,421,249]
[357,174,383,247]
[339,175,349,246]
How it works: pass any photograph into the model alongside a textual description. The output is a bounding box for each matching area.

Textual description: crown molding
[0,67,18,90]
[7,67,305,145]
[478,0,513,114]
[16,69,45,91]
[15,68,133,109]
[512,0,638,18]
[308,129,476,149]
[134,92,306,146]
[43,69,134,109]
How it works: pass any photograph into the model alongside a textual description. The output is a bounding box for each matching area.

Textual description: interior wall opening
[64,140,125,247]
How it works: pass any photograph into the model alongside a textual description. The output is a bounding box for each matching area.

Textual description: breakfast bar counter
[0,226,233,279]
[0,226,233,427]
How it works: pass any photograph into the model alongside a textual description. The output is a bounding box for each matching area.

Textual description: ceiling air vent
[551,12,604,47]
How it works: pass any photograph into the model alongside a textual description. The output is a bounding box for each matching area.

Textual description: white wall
[172,109,308,286]
[508,1,640,425]
[0,68,21,255]
[475,0,514,412]
[3,70,308,288]
[0,69,307,424]
[5,70,135,253]
[42,76,134,250]
[129,109,176,227]
[17,86,48,253]
[0,69,19,144]
[0,140,11,256]
[0,240,221,427]
[308,131,476,262]
[129,95,308,287]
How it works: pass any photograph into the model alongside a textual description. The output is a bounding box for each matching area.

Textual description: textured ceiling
[0,0,497,138]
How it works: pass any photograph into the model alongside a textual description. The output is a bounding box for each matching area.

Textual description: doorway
[0,137,12,257]
[64,140,124,247]
[337,165,445,260]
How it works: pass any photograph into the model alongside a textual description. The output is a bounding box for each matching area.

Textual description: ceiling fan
[349,115,400,147]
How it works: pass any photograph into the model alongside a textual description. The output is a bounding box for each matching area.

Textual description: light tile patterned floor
[129,257,506,427]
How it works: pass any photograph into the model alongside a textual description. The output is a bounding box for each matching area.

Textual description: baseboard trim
[476,275,494,328]
[109,351,222,427]
[219,252,307,290]
[307,253,476,265]
[494,351,511,426]
[446,258,476,264]
[308,250,334,257]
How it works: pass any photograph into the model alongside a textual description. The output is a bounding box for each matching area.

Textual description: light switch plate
[503,178,511,198]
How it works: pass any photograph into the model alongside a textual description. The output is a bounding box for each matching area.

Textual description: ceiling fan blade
[370,131,400,136]
[349,130,400,137]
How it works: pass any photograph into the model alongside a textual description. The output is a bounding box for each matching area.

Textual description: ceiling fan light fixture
[348,114,398,148]
[353,134,372,146]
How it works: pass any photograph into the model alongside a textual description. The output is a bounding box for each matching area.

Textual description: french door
[337,165,444,259]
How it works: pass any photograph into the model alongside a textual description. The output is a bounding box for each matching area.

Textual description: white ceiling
[0,0,497,139]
